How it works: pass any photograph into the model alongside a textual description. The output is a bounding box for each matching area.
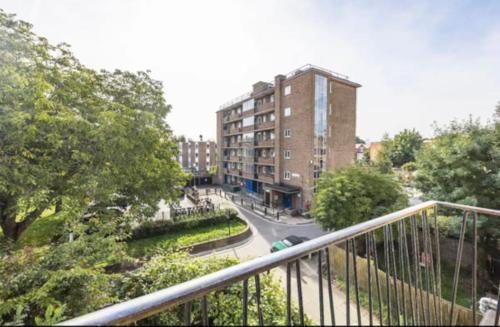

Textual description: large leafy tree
[0,10,187,241]
[383,129,424,167]
[415,117,500,246]
[313,165,408,231]
[415,118,499,209]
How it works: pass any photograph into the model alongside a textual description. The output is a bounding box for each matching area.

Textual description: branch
[16,204,50,235]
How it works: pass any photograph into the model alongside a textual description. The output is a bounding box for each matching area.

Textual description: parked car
[270,235,310,253]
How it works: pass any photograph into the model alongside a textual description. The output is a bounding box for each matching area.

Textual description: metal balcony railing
[59,201,500,326]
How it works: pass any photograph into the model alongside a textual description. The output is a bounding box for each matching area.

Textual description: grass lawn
[127,220,247,258]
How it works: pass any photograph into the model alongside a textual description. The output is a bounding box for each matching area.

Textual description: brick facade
[216,64,361,209]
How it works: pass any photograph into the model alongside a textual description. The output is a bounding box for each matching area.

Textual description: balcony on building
[256,173,274,184]
[254,139,274,148]
[254,120,275,131]
[255,156,275,165]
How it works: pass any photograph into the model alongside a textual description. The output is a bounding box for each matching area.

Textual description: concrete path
[201,193,377,325]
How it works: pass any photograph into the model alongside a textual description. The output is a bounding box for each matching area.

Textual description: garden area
[127,210,247,258]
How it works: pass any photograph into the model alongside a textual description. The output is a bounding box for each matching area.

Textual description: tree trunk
[1,210,40,242]
[0,215,23,241]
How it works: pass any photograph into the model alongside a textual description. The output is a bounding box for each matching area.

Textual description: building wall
[369,142,383,162]
[216,65,360,209]
[327,79,357,169]
[216,111,224,184]
[279,71,315,204]
[178,139,217,175]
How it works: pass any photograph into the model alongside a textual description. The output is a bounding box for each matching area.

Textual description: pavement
[198,193,377,325]
[200,187,316,226]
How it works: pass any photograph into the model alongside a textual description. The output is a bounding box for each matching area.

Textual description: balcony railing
[254,120,275,131]
[223,113,242,123]
[60,201,500,326]
[225,168,240,176]
[255,156,275,165]
[254,139,274,148]
[256,173,274,183]
[255,101,274,113]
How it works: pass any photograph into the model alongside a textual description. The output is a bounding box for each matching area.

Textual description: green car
[270,235,310,253]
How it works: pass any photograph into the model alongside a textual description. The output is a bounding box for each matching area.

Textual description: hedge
[130,209,239,240]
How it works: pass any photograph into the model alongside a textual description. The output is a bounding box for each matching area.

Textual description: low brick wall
[180,221,252,255]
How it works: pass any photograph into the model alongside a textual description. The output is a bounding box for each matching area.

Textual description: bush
[401,161,416,172]
[127,220,247,258]
[313,165,408,231]
[130,209,239,240]
[0,225,129,325]
[119,251,311,325]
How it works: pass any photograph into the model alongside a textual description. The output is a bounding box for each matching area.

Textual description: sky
[1,0,499,142]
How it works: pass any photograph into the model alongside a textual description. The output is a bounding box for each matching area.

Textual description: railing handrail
[59,200,500,326]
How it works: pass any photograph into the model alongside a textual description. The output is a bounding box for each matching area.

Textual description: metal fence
[59,201,500,326]
[198,187,282,219]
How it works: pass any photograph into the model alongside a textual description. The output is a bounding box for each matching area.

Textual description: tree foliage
[355,136,366,144]
[381,129,424,167]
[0,214,130,325]
[313,165,408,230]
[120,251,310,326]
[0,10,187,240]
[415,117,500,245]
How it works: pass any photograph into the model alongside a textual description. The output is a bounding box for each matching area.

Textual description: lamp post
[226,209,231,236]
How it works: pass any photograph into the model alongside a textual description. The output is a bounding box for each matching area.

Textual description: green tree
[415,117,500,245]
[356,136,366,144]
[313,165,408,231]
[120,251,311,326]
[0,213,131,325]
[386,129,423,167]
[494,101,500,121]
[0,10,187,241]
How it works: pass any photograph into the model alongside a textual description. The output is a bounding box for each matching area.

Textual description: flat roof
[217,64,361,112]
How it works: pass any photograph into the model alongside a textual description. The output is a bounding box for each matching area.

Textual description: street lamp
[226,209,231,236]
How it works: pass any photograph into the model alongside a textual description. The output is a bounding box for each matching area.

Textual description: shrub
[119,251,311,325]
[130,209,239,240]
[313,165,408,231]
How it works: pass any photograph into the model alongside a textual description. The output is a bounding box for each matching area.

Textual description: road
[200,193,376,325]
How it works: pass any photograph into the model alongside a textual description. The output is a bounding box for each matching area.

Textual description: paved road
[200,194,376,325]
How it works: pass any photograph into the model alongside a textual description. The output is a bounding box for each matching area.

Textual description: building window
[270,95,275,103]
[284,85,291,96]
[243,132,254,142]
[270,113,275,121]
[284,171,291,180]
[329,125,332,137]
[284,150,291,159]
[329,81,333,94]
[284,129,291,138]
[242,99,255,112]
[242,116,254,127]
[329,103,332,115]
[314,74,328,181]
[284,107,291,117]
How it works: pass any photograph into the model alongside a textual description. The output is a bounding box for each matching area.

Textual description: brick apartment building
[177,136,217,186]
[216,64,361,210]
